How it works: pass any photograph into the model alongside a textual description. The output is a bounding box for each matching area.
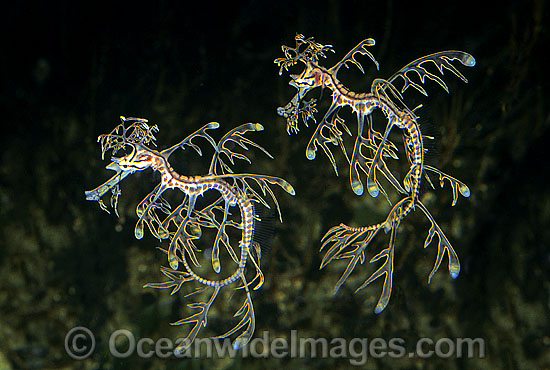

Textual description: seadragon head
[275,34,334,134]
[276,35,380,135]
[85,116,161,214]
[109,147,159,173]
[98,116,161,175]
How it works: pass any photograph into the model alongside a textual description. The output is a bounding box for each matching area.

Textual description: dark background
[2,1,548,369]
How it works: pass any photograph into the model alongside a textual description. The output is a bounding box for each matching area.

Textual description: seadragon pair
[85,34,474,353]
[85,117,294,353]
[275,34,474,313]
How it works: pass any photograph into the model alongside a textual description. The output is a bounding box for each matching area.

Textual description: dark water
[2,1,549,369]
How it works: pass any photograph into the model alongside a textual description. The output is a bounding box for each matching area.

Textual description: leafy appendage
[160,196,233,271]
[209,123,272,175]
[424,165,471,206]
[354,209,402,314]
[143,265,195,295]
[170,286,221,355]
[349,125,404,198]
[98,116,158,159]
[320,224,381,296]
[274,33,334,75]
[215,282,256,350]
[277,94,318,135]
[382,51,476,97]
[416,201,461,283]
[161,122,219,159]
[134,184,172,240]
[304,112,353,175]
[320,197,411,313]
[244,242,265,291]
[329,38,379,75]
[222,173,295,223]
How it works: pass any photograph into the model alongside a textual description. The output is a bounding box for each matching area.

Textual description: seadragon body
[276,34,474,313]
[86,117,294,353]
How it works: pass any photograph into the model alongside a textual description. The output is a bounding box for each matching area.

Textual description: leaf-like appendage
[208,123,272,175]
[329,38,379,76]
[143,266,195,295]
[348,126,403,198]
[215,286,256,350]
[424,165,470,206]
[304,111,353,175]
[98,116,158,159]
[161,122,219,159]
[417,201,461,282]
[274,34,334,75]
[319,221,385,297]
[219,173,295,224]
[320,197,412,312]
[320,224,377,269]
[384,51,476,97]
[135,184,172,240]
[171,286,221,355]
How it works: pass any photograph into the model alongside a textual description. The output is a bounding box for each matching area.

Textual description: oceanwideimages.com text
[65,326,485,365]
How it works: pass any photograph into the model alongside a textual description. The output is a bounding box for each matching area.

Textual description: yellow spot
[213,259,221,274]
[189,225,202,237]
[375,295,390,314]
[459,184,471,197]
[134,223,144,239]
[463,54,476,67]
[351,180,364,196]
[367,183,379,198]
[169,256,178,270]
[158,227,169,239]
[283,181,296,195]
[253,123,264,131]
[450,263,460,279]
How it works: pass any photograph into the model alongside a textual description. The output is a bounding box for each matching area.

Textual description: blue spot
[368,185,379,198]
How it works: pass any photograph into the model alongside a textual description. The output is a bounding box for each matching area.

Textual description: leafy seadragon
[85,117,294,352]
[276,34,474,313]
